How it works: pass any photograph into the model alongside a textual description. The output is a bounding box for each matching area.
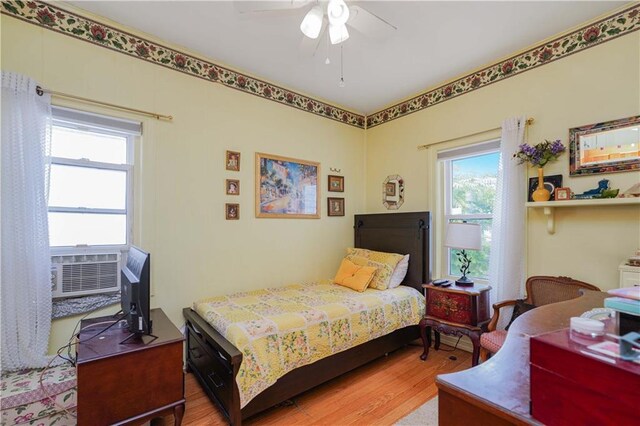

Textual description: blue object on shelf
[574,179,610,199]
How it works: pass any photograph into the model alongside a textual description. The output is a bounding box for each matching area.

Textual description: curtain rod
[35,86,173,121]
[417,118,534,151]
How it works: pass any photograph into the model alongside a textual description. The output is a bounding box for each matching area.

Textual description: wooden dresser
[420,282,491,366]
[76,308,185,425]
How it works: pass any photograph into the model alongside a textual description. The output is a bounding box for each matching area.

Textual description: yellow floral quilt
[193,280,424,408]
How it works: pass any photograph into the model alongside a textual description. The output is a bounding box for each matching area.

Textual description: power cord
[436,335,463,353]
[55,311,126,367]
[77,312,128,344]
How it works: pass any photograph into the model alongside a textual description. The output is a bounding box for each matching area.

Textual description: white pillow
[388,254,410,288]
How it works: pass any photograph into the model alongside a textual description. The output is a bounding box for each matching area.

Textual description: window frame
[441,141,500,282]
[48,116,134,253]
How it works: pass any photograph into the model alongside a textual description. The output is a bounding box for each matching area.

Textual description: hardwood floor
[159,342,471,425]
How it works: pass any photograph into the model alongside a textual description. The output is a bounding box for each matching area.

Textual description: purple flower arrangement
[514,139,566,168]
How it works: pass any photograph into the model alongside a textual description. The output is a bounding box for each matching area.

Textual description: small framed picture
[385,182,396,196]
[555,187,571,201]
[528,174,563,202]
[327,197,345,216]
[328,175,344,192]
[225,203,239,220]
[226,150,241,171]
[226,179,240,195]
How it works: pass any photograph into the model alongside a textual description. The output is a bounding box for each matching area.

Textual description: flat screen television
[121,246,152,336]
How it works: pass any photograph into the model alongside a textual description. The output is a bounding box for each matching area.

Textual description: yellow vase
[532,167,551,202]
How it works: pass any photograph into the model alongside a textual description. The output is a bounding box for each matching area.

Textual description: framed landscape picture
[255,152,320,218]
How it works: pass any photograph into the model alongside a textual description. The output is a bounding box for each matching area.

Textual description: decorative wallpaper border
[366,4,640,128]
[0,1,366,128]
[1,2,638,130]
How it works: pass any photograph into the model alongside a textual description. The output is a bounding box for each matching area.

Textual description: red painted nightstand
[419,282,491,366]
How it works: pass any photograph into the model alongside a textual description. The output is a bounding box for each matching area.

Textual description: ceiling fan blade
[234,0,312,14]
[299,20,327,58]
[347,5,397,39]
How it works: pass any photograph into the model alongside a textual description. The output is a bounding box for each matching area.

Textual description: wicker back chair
[526,276,600,306]
[479,276,600,361]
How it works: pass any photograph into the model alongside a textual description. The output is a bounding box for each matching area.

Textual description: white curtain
[1,71,52,370]
[488,117,527,311]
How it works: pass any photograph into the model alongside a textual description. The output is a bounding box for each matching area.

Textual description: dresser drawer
[428,290,473,324]
[186,323,234,412]
[424,284,490,327]
[620,270,640,288]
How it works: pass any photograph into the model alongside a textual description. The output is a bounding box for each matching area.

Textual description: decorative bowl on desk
[580,308,616,321]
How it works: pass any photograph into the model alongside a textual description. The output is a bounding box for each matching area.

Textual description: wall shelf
[526,197,640,234]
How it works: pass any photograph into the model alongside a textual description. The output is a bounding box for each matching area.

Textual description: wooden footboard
[184,307,243,425]
[183,307,420,425]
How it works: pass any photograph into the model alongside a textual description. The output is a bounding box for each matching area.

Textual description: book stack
[606,287,640,335]
[606,287,640,314]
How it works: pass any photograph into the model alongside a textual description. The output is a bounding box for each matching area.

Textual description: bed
[182,212,432,425]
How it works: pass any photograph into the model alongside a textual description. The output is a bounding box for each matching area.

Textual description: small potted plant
[514,139,566,201]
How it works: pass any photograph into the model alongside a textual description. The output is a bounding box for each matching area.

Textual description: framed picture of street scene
[255,152,320,219]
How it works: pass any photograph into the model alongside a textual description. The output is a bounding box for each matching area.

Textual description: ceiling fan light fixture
[329,23,349,45]
[327,0,350,26]
[300,5,323,39]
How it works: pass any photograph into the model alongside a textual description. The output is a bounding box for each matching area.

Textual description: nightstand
[419,282,491,366]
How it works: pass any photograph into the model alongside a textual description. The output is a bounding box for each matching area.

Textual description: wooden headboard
[354,212,432,293]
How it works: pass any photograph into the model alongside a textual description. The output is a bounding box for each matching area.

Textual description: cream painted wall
[365,32,640,292]
[1,16,365,353]
[2,12,639,356]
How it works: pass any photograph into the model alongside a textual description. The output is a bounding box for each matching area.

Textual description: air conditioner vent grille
[61,262,119,293]
[52,252,121,298]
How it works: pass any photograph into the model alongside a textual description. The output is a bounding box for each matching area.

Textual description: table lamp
[444,222,482,287]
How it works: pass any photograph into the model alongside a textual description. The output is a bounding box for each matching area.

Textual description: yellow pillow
[334,258,377,292]
[346,248,404,290]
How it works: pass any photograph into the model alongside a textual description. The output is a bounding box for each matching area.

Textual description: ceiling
[67,1,626,114]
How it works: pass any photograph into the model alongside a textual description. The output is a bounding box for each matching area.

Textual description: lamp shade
[329,23,349,44]
[444,222,482,250]
[300,5,323,39]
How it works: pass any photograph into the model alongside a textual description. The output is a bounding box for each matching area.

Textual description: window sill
[52,292,120,320]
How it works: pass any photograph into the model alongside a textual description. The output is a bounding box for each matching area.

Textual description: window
[441,141,500,280]
[48,107,140,249]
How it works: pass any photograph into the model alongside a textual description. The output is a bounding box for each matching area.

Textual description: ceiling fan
[236,0,397,46]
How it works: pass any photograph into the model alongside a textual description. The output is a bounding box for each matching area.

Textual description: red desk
[530,328,640,425]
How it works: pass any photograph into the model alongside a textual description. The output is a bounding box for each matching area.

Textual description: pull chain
[325,31,331,65]
[339,45,345,87]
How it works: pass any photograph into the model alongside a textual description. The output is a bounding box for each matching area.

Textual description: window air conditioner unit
[51,253,121,298]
